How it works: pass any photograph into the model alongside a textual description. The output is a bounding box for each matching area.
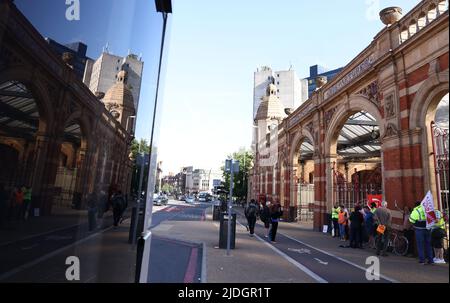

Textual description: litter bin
[213,204,221,221]
[219,212,236,249]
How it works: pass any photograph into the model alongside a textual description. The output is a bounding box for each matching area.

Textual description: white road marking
[288,248,311,254]
[280,232,399,283]
[314,258,328,265]
[236,221,328,283]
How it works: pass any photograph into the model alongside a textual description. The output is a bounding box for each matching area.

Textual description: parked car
[153,194,168,206]
[178,194,186,201]
[185,196,195,204]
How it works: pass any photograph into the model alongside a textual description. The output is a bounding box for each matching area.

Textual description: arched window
[428,4,437,23]
[400,26,409,43]
[408,19,418,37]
[418,12,427,30]
[438,0,448,14]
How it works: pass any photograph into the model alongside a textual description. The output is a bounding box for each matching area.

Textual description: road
[235,211,394,283]
[148,200,209,283]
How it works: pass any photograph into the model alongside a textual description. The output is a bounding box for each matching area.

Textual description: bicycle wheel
[393,235,409,256]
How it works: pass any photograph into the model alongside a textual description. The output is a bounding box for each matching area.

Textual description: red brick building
[251,0,449,231]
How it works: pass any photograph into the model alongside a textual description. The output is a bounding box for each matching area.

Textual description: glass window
[0,0,172,283]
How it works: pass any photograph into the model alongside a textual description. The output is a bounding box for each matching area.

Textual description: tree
[130,138,151,197]
[221,148,253,201]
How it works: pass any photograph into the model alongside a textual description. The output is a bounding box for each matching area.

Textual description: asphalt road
[148,200,209,283]
[236,212,395,283]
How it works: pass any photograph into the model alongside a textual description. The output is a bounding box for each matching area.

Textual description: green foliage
[221,148,253,200]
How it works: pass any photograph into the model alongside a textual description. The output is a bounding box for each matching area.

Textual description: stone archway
[324,96,384,212]
[289,126,316,222]
[410,70,449,208]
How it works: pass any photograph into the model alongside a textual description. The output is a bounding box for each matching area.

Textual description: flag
[421,191,437,229]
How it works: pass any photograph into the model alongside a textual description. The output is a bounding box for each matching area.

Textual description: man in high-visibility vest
[431,209,447,264]
[409,201,434,264]
[331,204,340,238]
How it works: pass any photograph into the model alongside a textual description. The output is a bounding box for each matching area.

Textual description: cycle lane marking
[236,221,328,283]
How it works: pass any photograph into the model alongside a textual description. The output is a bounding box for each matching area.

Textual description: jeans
[415,228,433,263]
[376,228,390,255]
[339,224,346,239]
[270,221,279,241]
[350,226,362,248]
[247,216,256,235]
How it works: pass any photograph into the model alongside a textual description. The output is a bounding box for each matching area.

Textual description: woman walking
[269,202,283,243]
[260,201,271,238]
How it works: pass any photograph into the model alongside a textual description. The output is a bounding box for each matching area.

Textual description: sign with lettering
[324,54,375,100]
[421,191,437,229]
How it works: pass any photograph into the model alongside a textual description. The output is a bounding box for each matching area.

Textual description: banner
[367,195,382,208]
[421,191,437,229]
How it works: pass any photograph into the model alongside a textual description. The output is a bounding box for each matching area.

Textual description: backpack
[246,204,257,218]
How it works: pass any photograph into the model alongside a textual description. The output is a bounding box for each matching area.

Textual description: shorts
[431,228,445,249]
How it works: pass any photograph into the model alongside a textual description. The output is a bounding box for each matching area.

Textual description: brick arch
[409,70,449,200]
[288,126,316,208]
[0,66,54,134]
[64,110,93,151]
[324,95,384,157]
[288,126,315,167]
[409,70,449,130]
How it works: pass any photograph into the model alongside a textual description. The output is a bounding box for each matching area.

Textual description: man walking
[245,199,259,236]
[410,201,434,264]
[374,201,392,256]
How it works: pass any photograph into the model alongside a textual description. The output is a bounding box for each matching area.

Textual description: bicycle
[387,229,409,256]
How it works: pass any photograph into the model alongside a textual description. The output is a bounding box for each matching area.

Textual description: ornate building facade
[251,0,449,230]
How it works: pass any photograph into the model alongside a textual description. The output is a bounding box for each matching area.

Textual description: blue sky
[15,0,419,175]
[158,0,417,173]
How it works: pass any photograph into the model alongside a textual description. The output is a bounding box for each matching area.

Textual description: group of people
[0,183,32,227]
[330,200,447,264]
[244,199,283,243]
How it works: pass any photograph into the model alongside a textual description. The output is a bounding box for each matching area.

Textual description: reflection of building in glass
[84,52,144,113]
[46,39,91,81]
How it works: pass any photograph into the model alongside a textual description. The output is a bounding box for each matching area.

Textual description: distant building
[84,52,144,112]
[45,38,92,80]
[253,66,308,120]
[304,64,343,97]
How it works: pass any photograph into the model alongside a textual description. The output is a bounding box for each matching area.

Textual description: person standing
[13,187,24,221]
[363,206,375,249]
[21,186,32,220]
[338,207,347,241]
[244,199,259,237]
[374,201,392,257]
[331,204,340,238]
[349,205,364,248]
[260,201,271,238]
[269,202,283,243]
[111,190,126,228]
[409,201,434,264]
[431,209,446,264]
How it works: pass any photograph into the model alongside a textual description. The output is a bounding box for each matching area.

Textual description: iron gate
[431,122,449,252]
[297,183,314,222]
